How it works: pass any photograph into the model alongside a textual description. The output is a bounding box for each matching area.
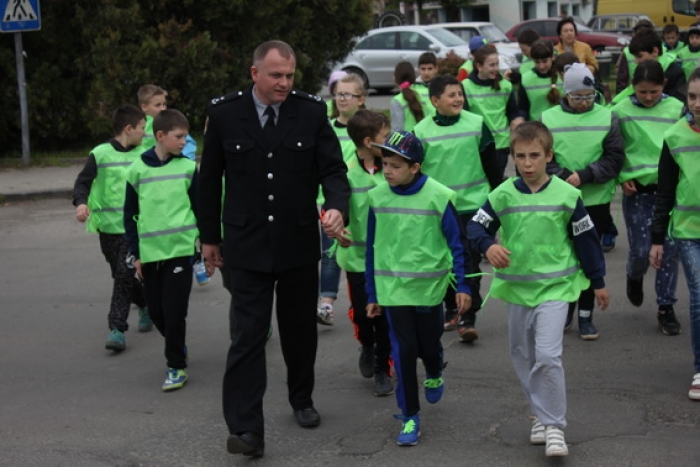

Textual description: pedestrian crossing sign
[1,0,40,32]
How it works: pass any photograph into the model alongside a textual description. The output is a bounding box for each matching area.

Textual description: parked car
[587,14,656,35]
[436,21,523,66]
[505,18,631,54]
[333,25,518,93]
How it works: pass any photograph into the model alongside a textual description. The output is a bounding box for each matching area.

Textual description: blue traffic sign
[0,0,41,32]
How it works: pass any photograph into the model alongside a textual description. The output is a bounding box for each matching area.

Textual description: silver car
[437,22,523,69]
[334,25,515,93]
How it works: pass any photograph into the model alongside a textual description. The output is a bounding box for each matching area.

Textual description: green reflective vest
[326,99,334,118]
[611,53,676,107]
[677,45,700,81]
[520,70,563,121]
[335,159,384,272]
[463,78,513,149]
[663,120,700,239]
[542,104,615,206]
[519,57,535,75]
[369,177,456,306]
[141,115,155,150]
[126,157,198,263]
[488,177,590,306]
[459,59,474,76]
[86,143,143,234]
[391,90,430,132]
[412,82,433,120]
[414,110,490,213]
[612,96,683,185]
[318,121,356,205]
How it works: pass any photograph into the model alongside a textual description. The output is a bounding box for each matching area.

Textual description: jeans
[676,240,700,372]
[622,192,679,307]
[319,229,341,300]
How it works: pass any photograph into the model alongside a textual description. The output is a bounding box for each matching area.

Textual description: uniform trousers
[507,300,568,428]
[385,305,444,417]
[223,264,318,437]
[141,256,192,369]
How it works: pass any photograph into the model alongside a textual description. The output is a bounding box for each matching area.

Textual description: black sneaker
[658,309,681,336]
[626,276,644,307]
[359,346,374,378]
[373,372,394,396]
[579,312,599,341]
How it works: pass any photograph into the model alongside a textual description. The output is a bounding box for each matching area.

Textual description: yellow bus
[597,0,696,28]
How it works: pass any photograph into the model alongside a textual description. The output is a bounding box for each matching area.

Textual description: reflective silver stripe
[496,205,574,216]
[350,241,367,247]
[670,145,700,155]
[491,127,509,134]
[622,163,657,172]
[675,205,700,212]
[449,178,487,191]
[140,224,198,239]
[351,186,375,193]
[681,58,699,64]
[375,269,449,279]
[466,92,506,98]
[373,207,441,216]
[422,131,481,142]
[338,136,351,141]
[136,173,193,187]
[98,207,124,212]
[550,126,610,133]
[618,116,678,124]
[97,162,132,168]
[495,265,580,281]
[526,83,562,90]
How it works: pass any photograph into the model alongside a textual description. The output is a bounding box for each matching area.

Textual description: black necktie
[263,106,276,141]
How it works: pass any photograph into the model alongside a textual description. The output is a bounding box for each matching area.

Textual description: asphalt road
[1,198,700,467]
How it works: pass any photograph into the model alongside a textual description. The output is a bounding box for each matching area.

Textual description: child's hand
[486,244,511,269]
[134,259,143,280]
[455,293,472,315]
[565,172,581,187]
[594,288,610,311]
[336,229,352,248]
[75,204,90,222]
[649,244,664,270]
[621,180,637,196]
[366,303,382,317]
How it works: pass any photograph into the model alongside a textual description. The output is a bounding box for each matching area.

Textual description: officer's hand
[486,244,511,269]
[322,209,344,238]
[202,243,223,268]
[75,204,90,222]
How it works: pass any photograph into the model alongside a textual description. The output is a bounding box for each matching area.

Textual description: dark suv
[505,18,631,54]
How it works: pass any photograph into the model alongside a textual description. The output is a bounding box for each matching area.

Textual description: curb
[2,189,73,204]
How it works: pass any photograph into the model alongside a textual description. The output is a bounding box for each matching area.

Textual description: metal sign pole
[14,31,30,165]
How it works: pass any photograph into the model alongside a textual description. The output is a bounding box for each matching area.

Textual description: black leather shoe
[294,407,321,427]
[226,432,264,457]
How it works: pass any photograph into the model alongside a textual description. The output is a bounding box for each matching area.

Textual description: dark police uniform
[198,86,350,439]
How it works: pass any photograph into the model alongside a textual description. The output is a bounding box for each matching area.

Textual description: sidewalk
[0,161,83,203]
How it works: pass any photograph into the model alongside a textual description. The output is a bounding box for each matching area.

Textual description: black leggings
[577,203,609,311]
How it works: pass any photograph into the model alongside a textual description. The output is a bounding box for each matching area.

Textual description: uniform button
[267,173,273,179]
[297,142,302,147]
[236,145,241,150]
[268,215,274,222]
[268,195,274,201]
[267,152,273,158]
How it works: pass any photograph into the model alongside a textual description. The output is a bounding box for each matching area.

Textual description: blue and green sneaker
[105,329,126,352]
[137,307,153,332]
[162,368,188,392]
[395,414,420,446]
[424,376,444,404]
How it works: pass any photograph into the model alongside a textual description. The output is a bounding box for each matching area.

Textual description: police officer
[198,40,350,458]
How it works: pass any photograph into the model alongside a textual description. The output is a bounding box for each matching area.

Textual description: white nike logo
[173,267,184,273]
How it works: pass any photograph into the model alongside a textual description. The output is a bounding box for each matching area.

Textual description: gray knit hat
[563,63,596,95]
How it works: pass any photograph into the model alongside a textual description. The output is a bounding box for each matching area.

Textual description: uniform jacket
[198,86,350,273]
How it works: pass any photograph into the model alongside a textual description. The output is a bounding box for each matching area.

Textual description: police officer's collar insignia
[290,89,323,104]
[210,91,244,106]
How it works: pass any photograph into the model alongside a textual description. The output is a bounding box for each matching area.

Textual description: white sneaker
[545,426,568,457]
[689,373,700,400]
[530,418,545,445]
[316,303,334,326]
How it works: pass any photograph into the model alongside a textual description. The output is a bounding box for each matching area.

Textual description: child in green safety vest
[316,73,368,326]
[663,24,685,54]
[390,61,430,132]
[517,39,562,122]
[509,28,539,86]
[124,109,205,392]
[467,121,609,458]
[651,67,700,401]
[73,104,151,352]
[325,70,348,119]
[334,109,394,397]
[457,35,490,82]
[541,63,623,339]
[676,25,700,82]
[365,130,472,447]
[464,44,525,180]
[611,60,684,336]
[414,74,502,341]
[415,51,437,108]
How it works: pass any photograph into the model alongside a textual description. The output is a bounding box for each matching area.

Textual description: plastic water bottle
[193,260,210,286]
